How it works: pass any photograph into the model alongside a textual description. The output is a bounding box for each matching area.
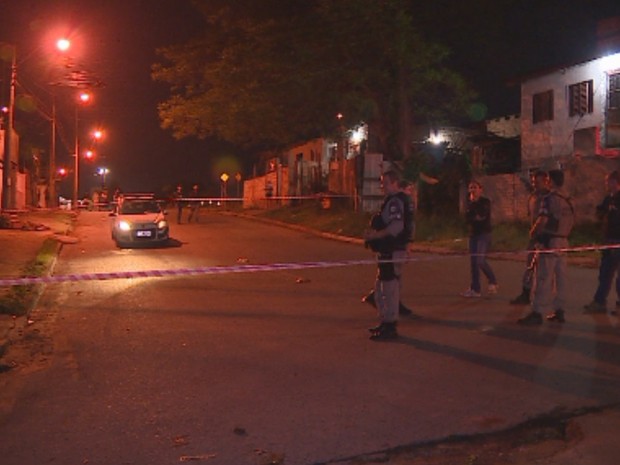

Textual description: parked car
[110,194,169,248]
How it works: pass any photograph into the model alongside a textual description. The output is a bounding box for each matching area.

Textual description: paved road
[0,211,618,465]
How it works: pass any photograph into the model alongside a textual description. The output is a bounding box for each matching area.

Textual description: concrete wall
[242,167,289,209]
[475,156,620,224]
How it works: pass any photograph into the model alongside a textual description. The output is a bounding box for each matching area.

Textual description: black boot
[369,322,398,340]
[510,287,531,305]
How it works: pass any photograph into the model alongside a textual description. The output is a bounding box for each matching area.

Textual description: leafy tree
[152,0,475,160]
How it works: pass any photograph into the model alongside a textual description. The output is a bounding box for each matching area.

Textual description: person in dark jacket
[584,170,620,314]
[461,180,498,297]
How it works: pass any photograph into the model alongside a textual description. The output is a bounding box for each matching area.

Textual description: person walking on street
[173,185,184,224]
[362,178,416,316]
[518,170,574,325]
[187,184,201,223]
[510,170,551,305]
[584,170,620,314]
[461,180,498,297]
[363,170,407,341]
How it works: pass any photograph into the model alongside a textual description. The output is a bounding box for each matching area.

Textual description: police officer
[518,170,574,325]
[363,170,407,340]
[361,178,415,316]
[510,170,551,305]
[584,170,620,314]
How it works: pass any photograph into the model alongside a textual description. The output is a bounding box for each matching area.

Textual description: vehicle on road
[110,194,169,248]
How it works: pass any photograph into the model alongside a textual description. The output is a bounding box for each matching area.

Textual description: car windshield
[120,200,160,215]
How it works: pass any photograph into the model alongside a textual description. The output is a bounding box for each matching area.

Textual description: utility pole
[48,96,57,207]
[2,45,16,211]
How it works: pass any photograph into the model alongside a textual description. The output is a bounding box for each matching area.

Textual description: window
[568,80,593,116]
[607,72,620,148]
[533,90,554,123]
[610,72,620,114]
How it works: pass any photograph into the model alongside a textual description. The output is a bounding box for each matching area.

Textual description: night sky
[1,0,619,197]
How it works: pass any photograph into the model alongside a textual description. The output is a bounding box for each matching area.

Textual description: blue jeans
[469,233,497,293]
[594,248,620,305]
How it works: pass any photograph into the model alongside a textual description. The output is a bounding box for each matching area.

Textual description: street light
[72,90,92,208]
[97,167,109,189]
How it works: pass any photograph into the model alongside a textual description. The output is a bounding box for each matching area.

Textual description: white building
[520,51,620,169]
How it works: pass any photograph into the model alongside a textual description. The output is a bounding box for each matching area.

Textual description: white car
[111,195,169,248]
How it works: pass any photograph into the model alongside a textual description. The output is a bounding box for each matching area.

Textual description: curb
[0,216,74,361]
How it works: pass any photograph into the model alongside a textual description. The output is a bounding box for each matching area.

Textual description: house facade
[521,52,620,168]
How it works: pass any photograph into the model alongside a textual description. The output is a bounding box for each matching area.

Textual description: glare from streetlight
[92,129,103,140]
[79,91,91,103]
[56,38,70,52]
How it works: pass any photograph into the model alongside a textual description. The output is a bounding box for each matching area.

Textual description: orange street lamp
[73,91,93,208]
[56,38,70,52]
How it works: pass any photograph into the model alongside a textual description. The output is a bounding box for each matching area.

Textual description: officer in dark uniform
[362,179,415,316]
[584,170,620,314]
[363,170,407,341]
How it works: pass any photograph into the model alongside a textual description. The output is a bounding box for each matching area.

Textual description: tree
[152,0,474,160]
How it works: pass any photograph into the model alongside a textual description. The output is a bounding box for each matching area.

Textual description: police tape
[0,254,461,288]
[0,242,617,288]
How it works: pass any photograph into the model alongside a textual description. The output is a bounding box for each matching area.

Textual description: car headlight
[118,220,131,231]
[157,220,168,229]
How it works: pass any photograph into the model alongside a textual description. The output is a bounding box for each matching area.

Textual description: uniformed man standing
[361,178,415,316]
[584,170,620,314]
[363,170,407,341]
[510,170,550,305]
[518,170,574,325]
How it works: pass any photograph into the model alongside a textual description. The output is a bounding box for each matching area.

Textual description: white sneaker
[461,289,481,298]
[487,284,499,295]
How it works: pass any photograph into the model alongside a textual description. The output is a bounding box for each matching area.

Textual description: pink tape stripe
[1,242,619,288]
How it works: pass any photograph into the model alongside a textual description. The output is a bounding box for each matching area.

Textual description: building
[520,52,620,168]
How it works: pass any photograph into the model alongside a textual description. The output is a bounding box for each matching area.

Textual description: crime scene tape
[0,254,461,288]
[0,242,616,288]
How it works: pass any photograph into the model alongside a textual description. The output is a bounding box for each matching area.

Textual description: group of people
[364,166,620,341]
[172,184,201,224]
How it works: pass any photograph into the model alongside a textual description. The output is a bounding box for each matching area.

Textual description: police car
[110,194,170,248]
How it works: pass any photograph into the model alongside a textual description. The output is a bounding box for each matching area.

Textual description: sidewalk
[0,209,74,357]
[0,210,619,465]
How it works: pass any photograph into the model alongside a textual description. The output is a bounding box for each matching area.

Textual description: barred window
[610,72,620,112]
[568,80,593,117]
[533,90,554,123]
[607,72,620,148]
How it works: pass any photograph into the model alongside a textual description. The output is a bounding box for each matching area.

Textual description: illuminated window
[532,90,554,123]
[568,80,594,117]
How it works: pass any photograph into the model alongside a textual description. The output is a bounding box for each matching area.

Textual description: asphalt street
[0,211,619,465]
